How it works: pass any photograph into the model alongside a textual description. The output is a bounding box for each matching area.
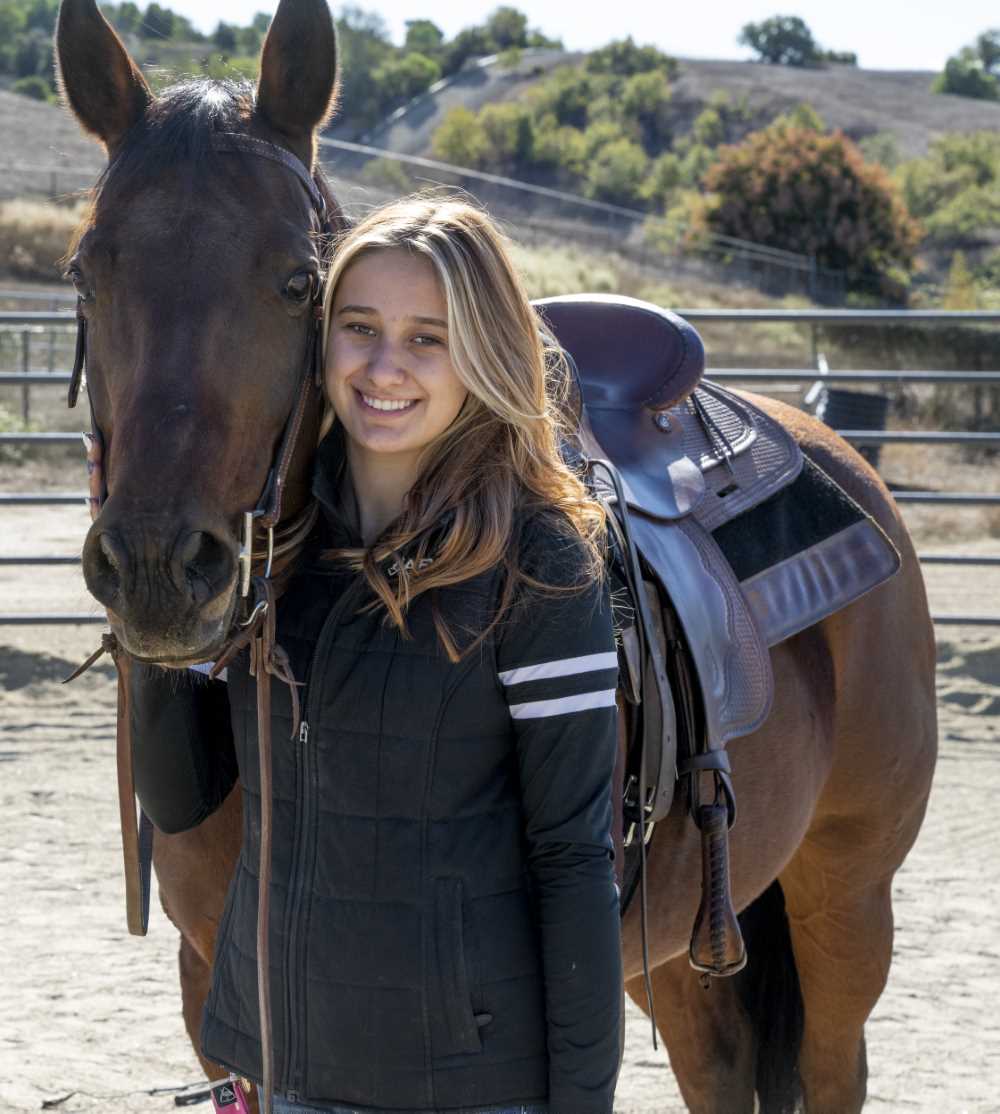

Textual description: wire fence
[7,148,850,303]
[0,307,996,626]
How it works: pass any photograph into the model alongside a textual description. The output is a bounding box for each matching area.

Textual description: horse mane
[66,79,342,260]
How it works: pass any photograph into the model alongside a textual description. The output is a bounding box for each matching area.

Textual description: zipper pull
[299,720,309,744]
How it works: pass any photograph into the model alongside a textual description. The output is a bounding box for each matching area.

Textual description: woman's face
[325,247,469,461]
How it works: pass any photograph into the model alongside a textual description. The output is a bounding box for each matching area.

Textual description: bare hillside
[0,90,104,201]
[673,59,1000,158]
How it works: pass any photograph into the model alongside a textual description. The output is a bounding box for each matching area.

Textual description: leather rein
[64,132,340,1114]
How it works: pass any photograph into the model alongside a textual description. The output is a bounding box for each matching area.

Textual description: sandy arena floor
[1,503,998,1113]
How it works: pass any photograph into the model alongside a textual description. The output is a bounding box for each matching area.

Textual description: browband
[211,132,328,220]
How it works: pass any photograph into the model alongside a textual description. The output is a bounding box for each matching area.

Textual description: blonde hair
[319,194,606,660]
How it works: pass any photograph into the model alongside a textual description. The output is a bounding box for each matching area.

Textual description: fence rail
[2,307,996,626]
[7,308,1000,328]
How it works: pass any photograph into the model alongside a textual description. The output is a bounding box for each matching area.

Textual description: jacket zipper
[281,587,354,1097]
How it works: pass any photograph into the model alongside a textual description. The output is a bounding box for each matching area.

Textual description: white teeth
[362,394,416,412]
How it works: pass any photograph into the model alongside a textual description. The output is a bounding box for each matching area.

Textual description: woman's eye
[414,335,442,346]
[284,271,314,302]
[346,322,375,336]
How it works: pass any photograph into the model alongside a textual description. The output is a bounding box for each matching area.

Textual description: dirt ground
[1,502,998,1113]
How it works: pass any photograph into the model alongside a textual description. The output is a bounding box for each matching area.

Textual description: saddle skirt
[535,293,900,757]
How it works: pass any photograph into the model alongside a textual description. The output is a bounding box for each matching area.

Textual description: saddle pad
[713,456,901,647]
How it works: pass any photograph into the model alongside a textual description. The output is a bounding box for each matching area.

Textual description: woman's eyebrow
[336,305,446,329]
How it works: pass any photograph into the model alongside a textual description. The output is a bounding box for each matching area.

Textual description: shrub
[702,123,921,291]
[478,103,535,170]
[12,74,52,101]
[584,138,649,206]
[373,51,441,109]
[899,132,1000,245]
[586,37,676,78]
[431,107,487,166]
[360,157,413,194]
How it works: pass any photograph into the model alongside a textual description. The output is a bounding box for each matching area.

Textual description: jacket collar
[310,425,455,568]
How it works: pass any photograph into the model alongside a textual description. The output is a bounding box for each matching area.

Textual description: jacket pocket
[433,877,483,1057]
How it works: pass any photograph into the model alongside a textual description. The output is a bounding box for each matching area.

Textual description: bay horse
[55,1,938,1111]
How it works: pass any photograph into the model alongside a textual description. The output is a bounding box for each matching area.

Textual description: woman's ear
[256,0,339,160]
[56,0,152,153]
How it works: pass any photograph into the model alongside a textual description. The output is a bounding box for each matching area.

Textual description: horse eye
[66,264,93,303]
[284,271,314,302]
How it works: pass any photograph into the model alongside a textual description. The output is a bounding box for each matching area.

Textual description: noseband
[66,133,342,1114]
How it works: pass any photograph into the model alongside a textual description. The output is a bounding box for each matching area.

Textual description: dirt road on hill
[1,503,998,1112]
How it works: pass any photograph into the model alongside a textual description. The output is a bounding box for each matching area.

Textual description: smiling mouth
[358,390,419,413]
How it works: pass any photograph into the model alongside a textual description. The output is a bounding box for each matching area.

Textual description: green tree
[478,102,534,169]
[584,137,649,205]
[643,151,682,206]
[140,3,175,39]
[12,73,52,100]
[738,16,820,66]
[486,6,528,50]
[621,70,672,149]
[373,52,441,108]
[335,5,395,132]
[106,2,142,35]
[404,19,444,56]
[432,106,487,166]
[977,29,1000,73]
[531,65,594,128]
[942,251,978,309]
[933,49,1000,100]
[703,122,921,289]
[586,36,676,77]
[440,27,495,76]
[899,132,1000,244]
[213,21,238,53]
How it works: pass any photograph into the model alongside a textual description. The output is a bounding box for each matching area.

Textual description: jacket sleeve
[497,525,623,1114]
[129,663,239,835]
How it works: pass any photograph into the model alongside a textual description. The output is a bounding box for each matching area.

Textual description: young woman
[130,197,623,1114]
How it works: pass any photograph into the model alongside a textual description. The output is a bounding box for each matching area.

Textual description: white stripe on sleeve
[498,650,618,687]
[508,688,617,720]
[188,661,227,682]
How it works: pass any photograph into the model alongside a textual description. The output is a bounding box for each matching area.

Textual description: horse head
[56,0,340,665]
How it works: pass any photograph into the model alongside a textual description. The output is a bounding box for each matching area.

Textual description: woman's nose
[366,340,407,385]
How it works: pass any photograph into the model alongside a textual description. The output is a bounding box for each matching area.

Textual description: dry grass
[0,199,86,282]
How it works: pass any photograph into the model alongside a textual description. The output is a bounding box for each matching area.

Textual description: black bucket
[814,388,890,468]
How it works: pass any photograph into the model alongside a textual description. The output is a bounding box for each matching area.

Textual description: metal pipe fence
[0,309,996,626]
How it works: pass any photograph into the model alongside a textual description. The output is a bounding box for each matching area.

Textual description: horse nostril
[82,529,124,606]
[179,530,235,605]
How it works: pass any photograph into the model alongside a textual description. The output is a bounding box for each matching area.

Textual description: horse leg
[627,957,756,1114]
[179,933,224,1082]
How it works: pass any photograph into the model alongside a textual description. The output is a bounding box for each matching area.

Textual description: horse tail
[735,879,805,1114]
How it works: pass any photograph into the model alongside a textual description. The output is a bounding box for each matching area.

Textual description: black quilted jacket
[131,444,623,1113]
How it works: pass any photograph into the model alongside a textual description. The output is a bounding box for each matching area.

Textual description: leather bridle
[65,132,342,1114]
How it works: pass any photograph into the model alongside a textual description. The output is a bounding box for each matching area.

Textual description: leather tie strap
[63,633,153,936]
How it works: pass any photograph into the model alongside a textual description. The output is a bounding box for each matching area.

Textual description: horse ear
[55,0,151,152]
[256,0,339,150]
